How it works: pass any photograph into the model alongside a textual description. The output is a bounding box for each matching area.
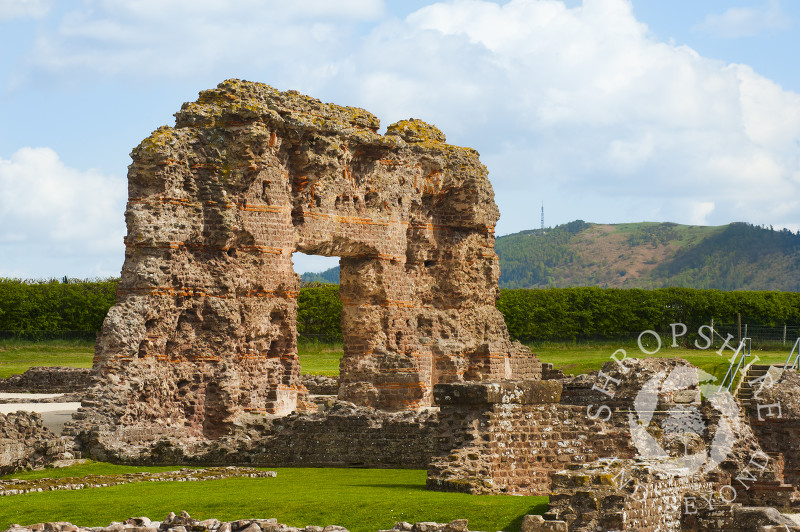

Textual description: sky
[1,0,799,278]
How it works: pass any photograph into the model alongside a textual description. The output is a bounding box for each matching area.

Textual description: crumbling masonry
[92,79,539,436]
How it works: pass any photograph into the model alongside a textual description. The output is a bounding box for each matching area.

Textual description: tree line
[2,278,798,343]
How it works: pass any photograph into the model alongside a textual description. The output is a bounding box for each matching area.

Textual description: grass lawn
[2,338,794,383]
[0,339,95,379]
[0,463,547,532]
[296,339,343,376]
[0,339,344,378]
[529,340,792,384]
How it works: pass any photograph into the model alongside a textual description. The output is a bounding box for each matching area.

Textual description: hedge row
[0,278,117,334]
[0,278,345,341]
[497,287,800,341]
[2,279,798,343]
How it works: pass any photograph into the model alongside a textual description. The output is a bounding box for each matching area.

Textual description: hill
[300,267,340,284]
[496,221,800,290]
[299,221,800,291]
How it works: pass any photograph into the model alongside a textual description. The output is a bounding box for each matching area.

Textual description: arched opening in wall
[293,252,343,381]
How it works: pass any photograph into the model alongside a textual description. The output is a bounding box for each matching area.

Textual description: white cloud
[350,0,800,232]
[19,0,385,82]
[6,0,800,246]
[687,201,715,226]
[0,0,51,21]
[0,147,126,277]
[695,0,791,39]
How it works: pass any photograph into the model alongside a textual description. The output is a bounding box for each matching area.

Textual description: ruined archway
[92,80,540,435]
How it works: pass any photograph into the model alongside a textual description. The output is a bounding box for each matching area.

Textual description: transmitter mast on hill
[540,202,545,234]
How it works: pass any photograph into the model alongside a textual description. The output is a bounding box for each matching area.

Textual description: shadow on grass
[501,501,549,532]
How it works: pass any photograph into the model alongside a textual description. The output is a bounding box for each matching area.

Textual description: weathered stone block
[519,515,567,532]
[432,381,561,406]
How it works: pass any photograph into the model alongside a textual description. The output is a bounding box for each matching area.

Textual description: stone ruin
[92,79,539,436]
[6,80,800,531]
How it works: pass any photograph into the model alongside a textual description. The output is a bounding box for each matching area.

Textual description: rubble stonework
[2,512,490,532]
[0,411,72,475]
[427,380,635,495]
[76,401,437,469]
[0,467,275,497]
[543,459,715,531]
[92,79,539,435]
[0,367,94,395]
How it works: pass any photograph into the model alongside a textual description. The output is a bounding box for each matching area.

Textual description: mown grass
[296,338,343,376]
[0,463,547,532]
[0,339,95,379]
[528,339,792,384]
[0,340,344,378]
[2,338,795,383]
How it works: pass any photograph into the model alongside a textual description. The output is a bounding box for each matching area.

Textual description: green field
[2,338,795,382]
[528,340,792,382]
[0,339,95,378]
[0,339,344,379]
[296,338,344,376]
[0,463,546,531]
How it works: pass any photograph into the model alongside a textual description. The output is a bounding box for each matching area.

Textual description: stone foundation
[543,459,714,531]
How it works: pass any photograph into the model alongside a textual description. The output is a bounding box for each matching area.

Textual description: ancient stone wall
[0,367,94,394]
[76,402,437,469]
[543,459,715,531]
[426,381,635,495]
[682,503,800,532]
[92,79,539,435]
[425,358,783,500]
[750,419,800,490]
[747,369,800,491]
[0,412,70,475]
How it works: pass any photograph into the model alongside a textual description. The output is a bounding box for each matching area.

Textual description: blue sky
[1,0,799,277]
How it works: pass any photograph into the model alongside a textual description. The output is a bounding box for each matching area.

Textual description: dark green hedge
[2,279,798,343]
[0,278,117,334]
[497,287,800,341]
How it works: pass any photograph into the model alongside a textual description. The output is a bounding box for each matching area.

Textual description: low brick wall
[301,374,338,396]
[426,381,635,495]
[77,401,438,469]
[0,411,70,475]
[750,418,800,488]
[0,367,94,394]
[542,459,715,531]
